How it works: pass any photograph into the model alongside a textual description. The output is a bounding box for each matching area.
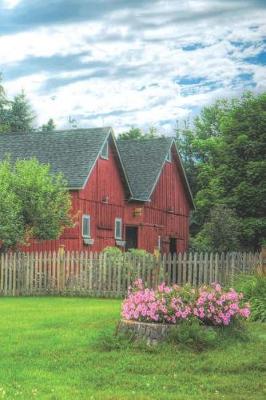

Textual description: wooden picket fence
[0,251,262,297]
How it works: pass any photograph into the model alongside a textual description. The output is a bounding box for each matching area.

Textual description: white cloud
[0,1,265,132]
[4,73,47,95]
[1,0,22,9]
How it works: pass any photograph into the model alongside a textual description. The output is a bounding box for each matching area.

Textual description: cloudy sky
[0,0,265,133]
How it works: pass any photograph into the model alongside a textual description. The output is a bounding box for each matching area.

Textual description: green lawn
[0,298,265,400]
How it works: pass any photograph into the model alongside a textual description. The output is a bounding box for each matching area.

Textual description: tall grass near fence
[0,251,262,297]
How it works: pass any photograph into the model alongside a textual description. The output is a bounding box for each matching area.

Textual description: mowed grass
[0,298,265,400]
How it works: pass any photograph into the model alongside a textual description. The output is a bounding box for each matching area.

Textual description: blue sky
[0,0,265,133]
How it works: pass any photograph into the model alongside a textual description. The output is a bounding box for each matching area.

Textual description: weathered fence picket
[0,250,262,297]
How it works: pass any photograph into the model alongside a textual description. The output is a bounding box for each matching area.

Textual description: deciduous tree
[41,118,56,132]
[190,205,240,252]
[119,126,158,140]
[0,158,72,252]
[177,92,266,250]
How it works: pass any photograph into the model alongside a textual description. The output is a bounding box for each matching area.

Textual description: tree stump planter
[117,319,175,345]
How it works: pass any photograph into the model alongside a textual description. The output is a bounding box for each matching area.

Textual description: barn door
[125,226,138,250]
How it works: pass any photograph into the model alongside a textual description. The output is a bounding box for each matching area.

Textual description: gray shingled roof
[0,128,194,207]
[0,128,111,188]
[117,137,174,201]
[117,137,194,206]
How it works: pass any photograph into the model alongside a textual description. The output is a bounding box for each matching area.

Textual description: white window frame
[82,215,91,238]
[101,140,109,159]
[115,218,122,240]
[166,149,172,162]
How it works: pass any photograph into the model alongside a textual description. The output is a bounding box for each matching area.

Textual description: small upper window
[115,218,122,239]
[166,149,172,162]
[82,215,91,238]
[101,140,109,159]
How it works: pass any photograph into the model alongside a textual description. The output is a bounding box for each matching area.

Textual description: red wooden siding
[22,142,191,253]
[23,139,126,252]
[140,147,190,253]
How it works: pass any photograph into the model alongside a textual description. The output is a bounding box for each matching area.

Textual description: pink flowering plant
[194,283,250,326]
[122,279,250,327]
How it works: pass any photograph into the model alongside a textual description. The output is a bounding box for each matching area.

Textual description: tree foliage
[0,77,11,134]
[0,75,35,133]
[118,126,158,140]
[177,92,266,250]
[41,118,56,132]
[9,91,35,132]
[0,75,55,133]
[0,158,72,252]
[190,205,240,252]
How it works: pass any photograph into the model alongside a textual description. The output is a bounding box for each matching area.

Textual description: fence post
[12,253,16,296]
[230,252,236,286]
[159,254,165,284]
[0,253,3,295]
[58,247,65,294]
[182,252,187,284]
[192,252,198,286]
[172,253,177,284]
[214,253,219,283]
[4,253,8,295]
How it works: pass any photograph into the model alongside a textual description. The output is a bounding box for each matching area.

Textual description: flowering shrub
[122,280,250,326]
[194,283,250,326]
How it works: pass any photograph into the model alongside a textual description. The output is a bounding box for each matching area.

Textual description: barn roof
[117,137,173,201]
[0,128,194,207]
[0,127,111,189]
[117,137,194,207]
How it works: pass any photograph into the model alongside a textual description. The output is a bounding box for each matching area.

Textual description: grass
[0,298,265,400]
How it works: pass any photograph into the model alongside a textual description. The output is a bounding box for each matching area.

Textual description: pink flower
[133,278,144,290]
[214,283,222,292]
[121,281,250,326]
[239,307,250,318]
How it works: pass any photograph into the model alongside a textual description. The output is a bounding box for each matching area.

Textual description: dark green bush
[168,319,250,351]
[168,319,218,351]
[127,248,151,256]
[102,246,122,255]
[250,298,266,322]
[234,274,266,322]
[217,319,250,343]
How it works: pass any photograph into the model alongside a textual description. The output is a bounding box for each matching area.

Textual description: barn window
[101,140,109,159]
[166,149,172,162]
[115,218,122,239]
[82,215,91,238]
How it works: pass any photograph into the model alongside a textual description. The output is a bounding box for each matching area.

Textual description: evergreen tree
[9,91,35,132]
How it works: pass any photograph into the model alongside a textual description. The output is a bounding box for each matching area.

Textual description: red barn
[0,128,194,254]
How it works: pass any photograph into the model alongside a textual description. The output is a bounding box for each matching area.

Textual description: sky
[0,0,266,134]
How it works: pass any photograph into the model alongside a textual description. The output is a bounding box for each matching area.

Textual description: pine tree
[9,91,35,132]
